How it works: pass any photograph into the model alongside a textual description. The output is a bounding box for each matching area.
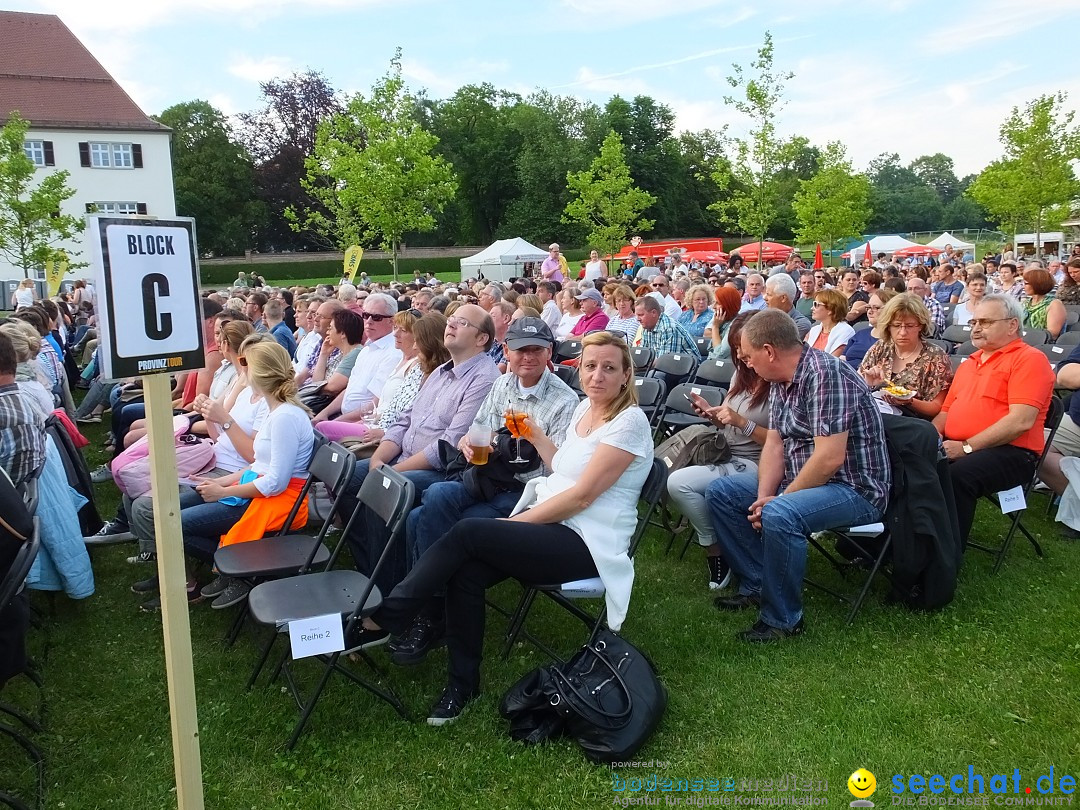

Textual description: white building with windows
[0,10,175,281]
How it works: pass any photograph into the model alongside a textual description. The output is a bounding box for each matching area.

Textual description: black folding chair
[630,346,654,375]
[553,339,583,363]
[954,341,978,356]
[633,376,666,427]
[804,521,892,625]
[213,442,356,645]
[694,358,735,389]
[500,459,668,661]
[654,383,725,439]
[942,324,973,345]
[552,363,582,396]
[1021,329,1050,346]
[245,467,415,748]
[970,395,1064,574]
[647,351,699,390]
[693,337,710,358]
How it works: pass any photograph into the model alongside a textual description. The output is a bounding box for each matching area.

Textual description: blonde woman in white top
[347,331,654,726]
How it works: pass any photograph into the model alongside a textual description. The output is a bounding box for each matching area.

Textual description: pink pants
[315,419,370,441]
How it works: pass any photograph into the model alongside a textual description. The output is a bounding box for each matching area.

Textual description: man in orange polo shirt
[933,294,1054,543]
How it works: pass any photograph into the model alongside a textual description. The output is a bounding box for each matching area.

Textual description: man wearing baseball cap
[391,316,580,666]
[570,287,611,336]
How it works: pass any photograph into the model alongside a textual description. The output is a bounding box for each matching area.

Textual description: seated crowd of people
[3,239,1077,728]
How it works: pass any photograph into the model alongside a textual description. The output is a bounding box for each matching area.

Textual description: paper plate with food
[881,382,916,401]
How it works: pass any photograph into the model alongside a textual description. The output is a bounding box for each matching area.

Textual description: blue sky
[9,0,1079,177]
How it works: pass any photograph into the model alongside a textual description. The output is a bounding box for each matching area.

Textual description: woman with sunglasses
[315,309,425,441]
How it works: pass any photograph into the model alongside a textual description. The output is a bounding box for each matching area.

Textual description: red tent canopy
[610,238,724,261]
[730,241,796,263]
[681,250,729,264]
[892,244,940,258]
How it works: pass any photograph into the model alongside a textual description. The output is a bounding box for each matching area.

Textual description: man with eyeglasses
[319,293,403,424]
[294,299,343,387]
[390,316,580,665]
[540,243,566,283]
[904,277,946,339]
[933,294,1054,544]
[338,303,501,595]
[649,275,683,320]
[244,292,268,333]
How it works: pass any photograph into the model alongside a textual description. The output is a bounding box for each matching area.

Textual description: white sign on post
[87,216,205,379]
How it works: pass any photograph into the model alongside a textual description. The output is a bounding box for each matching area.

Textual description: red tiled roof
[0,11,167,132]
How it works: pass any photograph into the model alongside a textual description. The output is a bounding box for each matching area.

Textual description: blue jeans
[177,487,247,563]
[340,459,447,595]
[706,473,881,630]
[407,481,523,567]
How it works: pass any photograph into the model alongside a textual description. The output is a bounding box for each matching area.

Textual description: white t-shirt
[805,321,856,355]
[249,402,314,496]
[541,299,562,333]
[533,402,653,630]
[555,312,583,341]
[209,360,238,401]
[340,333,403,414]
[584,260,606,282]
[213,385,269,473]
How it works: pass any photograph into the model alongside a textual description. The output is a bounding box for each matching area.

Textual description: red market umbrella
[682,250,729,264]
[864,242,873,264]
[731,241,796,264]
[892,244,940,258]
[813,243,824,269]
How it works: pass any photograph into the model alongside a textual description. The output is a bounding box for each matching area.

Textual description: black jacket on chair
[881,414,962,610]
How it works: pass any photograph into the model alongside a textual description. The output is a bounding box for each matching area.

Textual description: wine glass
[504,406,530,464]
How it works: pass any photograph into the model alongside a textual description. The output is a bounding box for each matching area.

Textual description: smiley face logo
[848,769,877,799]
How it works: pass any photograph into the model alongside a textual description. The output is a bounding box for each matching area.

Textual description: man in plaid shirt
[633,295,697,355]
[705,309,890,642]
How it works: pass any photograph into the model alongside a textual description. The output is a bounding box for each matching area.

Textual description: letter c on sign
[142,273,173,340]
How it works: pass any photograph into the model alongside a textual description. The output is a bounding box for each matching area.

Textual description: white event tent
[845,235,921,260]
[928,232,974,250]
[460,238,548,282]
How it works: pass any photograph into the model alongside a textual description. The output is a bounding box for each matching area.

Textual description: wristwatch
[962,442,973,454]
[221,420,233,431]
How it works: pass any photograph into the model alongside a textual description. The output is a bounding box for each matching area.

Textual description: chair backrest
[693,337,710,358]
[853,320,872,332]
[1055,331,1080,346]
[553,339,583,363]
[1037,344,1069,364]
[630,346,654,374]
[927,339,953,354]
[694,358,735,388]
[942,324,973,344]
[553,364,581,393]
[358,466,414,539]
[954,341,978,356]
[627,459,668,559]
[633,376,666,420]
[650,351,698,380]
[0,518,39,611]
[661,383,725,419]
[949,355,967,372]
[1021,328,1049,346]
[277,441,354,543]
[1065,310,1080,326]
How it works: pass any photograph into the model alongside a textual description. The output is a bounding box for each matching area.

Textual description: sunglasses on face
[362,312,390,322]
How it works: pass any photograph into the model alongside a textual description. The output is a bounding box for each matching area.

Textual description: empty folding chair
[1055,331,1080,346]
[694,358,736,389]
[647,351,699,392]
[630,346,654,375]
[633,376,666,426]
[245,467,415,748]
[942,324,973,346]
[553,339,583,363]
[1037,344,1069,364]
[1021,329,1050,346]
[655,383,724,438]
[553,363,582,396]
[804,522,891,625]
[693,337,710,358]
[954,341,979,357]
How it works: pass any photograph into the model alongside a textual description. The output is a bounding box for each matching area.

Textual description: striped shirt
[0,384,46,486]
[769,347,890,512]
[921,295,946,339]
[636,313,698,356]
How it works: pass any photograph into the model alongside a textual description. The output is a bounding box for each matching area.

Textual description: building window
[24,140,45,166]
[92,202,140,215]
[88,142,134,168]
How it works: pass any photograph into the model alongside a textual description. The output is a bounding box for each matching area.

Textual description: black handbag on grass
[499,629,667,764]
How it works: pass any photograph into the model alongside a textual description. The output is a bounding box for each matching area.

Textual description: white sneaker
[126,551,157,564]
[90,465,113,484]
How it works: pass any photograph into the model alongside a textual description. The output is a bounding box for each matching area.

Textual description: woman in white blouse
[344,331,655,726]
[176,341,314,607]
[805,288,856,357]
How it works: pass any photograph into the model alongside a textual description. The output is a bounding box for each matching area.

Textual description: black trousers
[948,445,1038,544]
[373,517,597,695]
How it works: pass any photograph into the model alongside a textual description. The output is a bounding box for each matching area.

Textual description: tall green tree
[968,92,1080,246]
[792,141,871,258]
[710,31,794,268]
[0,113,84,277]
[289,51,457,278]
[155,100,265,256]
[866,152,944,232]
[908,153,960,204]
[563,130,656,268]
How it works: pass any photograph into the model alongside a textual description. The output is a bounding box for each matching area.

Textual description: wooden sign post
[88,216,206,810]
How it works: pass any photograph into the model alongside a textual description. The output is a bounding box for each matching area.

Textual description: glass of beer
[504,408,529,464]
[467,424,494,465]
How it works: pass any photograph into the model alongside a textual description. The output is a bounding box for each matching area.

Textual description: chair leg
[501,587,539,659]
[0,722,44,808]
[0,702,42,734]
[845,537,892,625]
[224,601,250,648]
[0,790,32,810]
[246,628,281,690]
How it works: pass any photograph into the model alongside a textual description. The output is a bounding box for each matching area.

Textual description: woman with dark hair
[307,308,364,416]
[668,312,771,590]
[1058,258,1080,306]
[707,286,743,359]
[343,331,654,726]
[1022,267,1066,338]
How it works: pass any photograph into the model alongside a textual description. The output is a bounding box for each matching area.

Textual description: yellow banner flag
[45,256,67,297]
[343,246,364,282]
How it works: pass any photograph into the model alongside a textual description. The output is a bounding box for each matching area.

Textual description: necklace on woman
[895,345,920,364]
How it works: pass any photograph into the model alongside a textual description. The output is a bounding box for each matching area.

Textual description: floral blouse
[1056,283,1080,306]
[377,362,425,431]
[858,339,952,402]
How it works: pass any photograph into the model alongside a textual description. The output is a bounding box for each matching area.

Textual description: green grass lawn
[4,417,1080,809]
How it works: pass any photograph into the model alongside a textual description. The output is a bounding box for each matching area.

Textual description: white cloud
[228,55,296,84]
[560,0,732,22]
[552,43,754,91]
